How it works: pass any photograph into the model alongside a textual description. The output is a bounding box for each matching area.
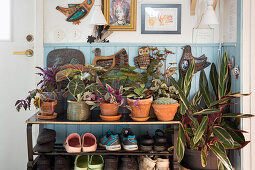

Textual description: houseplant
[171,52,253,170]
[55,64,106,121]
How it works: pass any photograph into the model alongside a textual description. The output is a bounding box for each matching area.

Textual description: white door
[0,0,42,169]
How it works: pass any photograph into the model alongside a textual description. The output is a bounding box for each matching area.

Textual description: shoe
[104,156,118,170]
[82,133,97,152]
[156,158,170,170]
[121,128,138,151]
[37,128,56,144]
[138,156,156,170]
[88,155,104,170]
[74,155,89,170]
[34,140,55,153]
[100,131,121,151]
[37,155,51,170]
[119,156,139,170]
[54,156,70,170]
[64,133,81,153]
[153,129,167,151]
[140,132,154,151]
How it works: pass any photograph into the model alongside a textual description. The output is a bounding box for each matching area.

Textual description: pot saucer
[100,113,121,121]
[38,112,57,120]
[131,116,150,122]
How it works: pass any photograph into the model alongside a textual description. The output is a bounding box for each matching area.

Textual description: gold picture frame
[104,0,137,31]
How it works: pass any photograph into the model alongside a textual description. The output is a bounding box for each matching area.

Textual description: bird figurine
[56,0,95,25]
[134,46,152,69]
[179,45,211,74]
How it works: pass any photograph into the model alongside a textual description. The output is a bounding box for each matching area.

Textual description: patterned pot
[67,100,91,121]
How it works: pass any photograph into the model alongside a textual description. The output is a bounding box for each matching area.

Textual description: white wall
[44,0,220,43]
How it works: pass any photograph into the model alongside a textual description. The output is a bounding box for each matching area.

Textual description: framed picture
[141,4,181,34]
[104,0,137,31]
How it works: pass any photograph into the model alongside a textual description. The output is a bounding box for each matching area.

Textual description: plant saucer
[38,112,57,120]
[131,116,150,122]
[100,113,121,121]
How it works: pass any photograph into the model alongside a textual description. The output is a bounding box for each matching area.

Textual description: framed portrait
[104,0,137,31]
[141,4,181,34]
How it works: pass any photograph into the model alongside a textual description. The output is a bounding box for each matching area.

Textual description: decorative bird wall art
[56,0,95,25]
[179,45,211,74]
[134,46,152,69]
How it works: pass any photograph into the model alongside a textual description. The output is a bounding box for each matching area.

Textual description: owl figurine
[134,47,152,69]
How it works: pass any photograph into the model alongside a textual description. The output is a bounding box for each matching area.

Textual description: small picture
[104,0,137,31]
[141,4,181,34]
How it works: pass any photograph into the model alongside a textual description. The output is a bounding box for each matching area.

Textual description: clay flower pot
[67,100,91,121]
[99,103,120,116]
[127,97,153,118]
[40,100,57,116]
[152,103,179,121]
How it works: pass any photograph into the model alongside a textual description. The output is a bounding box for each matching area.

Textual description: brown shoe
[37,128,56,144]
[104,156,118,170]
[119,156,138,170]
[37,155,51,170]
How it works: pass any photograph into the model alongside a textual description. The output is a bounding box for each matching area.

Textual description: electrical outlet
[71,29,81,40]
[54,29,65,41]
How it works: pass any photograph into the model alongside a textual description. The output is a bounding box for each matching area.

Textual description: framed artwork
[141,4,181,34]
[104,0,137,31]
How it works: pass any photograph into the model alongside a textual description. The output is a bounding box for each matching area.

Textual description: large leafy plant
[124,83,152,100]
[171,51,252,170]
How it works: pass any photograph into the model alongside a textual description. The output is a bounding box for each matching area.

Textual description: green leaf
[219,51,229,98]
[179,102,186,115]
[201,148,207,167]
[193,108,220,116]
[126,94,136,98]
[220,113,254,118]
[184,59,195,97]
[192,91,202,106]
[193,116,209,145]
[199,70,212,107]
[140,84,145,89]
[68,79,85,98]
[210,63,219,99]
[209,144,233,170]
[185,128,194,136]
[178,69,184,89]
[188,115,199,128]
[176,124,186,162]
[134,89,142,96]
[209,96,234,107]
[212,126,234,148]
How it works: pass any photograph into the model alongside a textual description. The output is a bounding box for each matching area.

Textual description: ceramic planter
[67,100,91,121]
[127,97,153,118]
[152,103,180,121]
[99,103,120,116]
[182,149,218,170]
[40,100,57,116]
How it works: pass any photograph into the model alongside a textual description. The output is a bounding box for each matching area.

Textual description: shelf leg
[173,124,181,170]
[27,123,34,170]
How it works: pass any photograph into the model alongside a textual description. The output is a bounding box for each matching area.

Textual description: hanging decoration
[179,45,211,74]
[87,25,113,43]
[56,0,95,25]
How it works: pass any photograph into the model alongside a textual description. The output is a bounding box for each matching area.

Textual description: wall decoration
[134,46,152,69]
[87,25,113,43]
[92,48,129,70]
[141,4,181,34]
[56,0,95,25]
[104,0,137,31]
[179,45,211,74]
[47,49,85,67]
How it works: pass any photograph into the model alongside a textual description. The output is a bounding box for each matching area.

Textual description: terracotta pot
[43,90,67,114]
[99,103,120,116]
[152,103,180,121]
[127,97,153,118]
[40,100,57,116]
[67,100,91,121]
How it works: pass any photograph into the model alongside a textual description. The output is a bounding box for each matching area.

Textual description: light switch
[54,29,65,41]
[71,29,81,40]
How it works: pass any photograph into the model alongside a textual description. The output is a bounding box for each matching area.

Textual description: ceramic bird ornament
[56,0,95,25]
[179,45,211,74]
[134,47,152,69]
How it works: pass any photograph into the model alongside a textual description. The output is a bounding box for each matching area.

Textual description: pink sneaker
[82,133,97,152]
[64,133,81,153]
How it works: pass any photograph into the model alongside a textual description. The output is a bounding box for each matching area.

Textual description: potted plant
[55,64,106,121]
[171,52,253,170]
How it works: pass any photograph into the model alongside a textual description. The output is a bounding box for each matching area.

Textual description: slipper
[74,155,89,170]
[88,155,104,170]
[64,133,81,153]
[37,128,56,144]
[82,133,97,152]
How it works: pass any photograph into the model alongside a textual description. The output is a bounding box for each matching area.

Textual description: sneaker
[88,155,104,170]
[121,128,138,151]
[138,156,156,170]
[100,131,121,151]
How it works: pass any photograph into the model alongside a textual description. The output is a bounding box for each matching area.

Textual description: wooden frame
[141,4,181,34]
[103,0,137,31]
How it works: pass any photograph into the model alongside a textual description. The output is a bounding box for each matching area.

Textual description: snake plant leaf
[193,116,209,145]
[68,79,85,98]
[193,108,220,116]
[184,59,195,97]
[177,124,186,162]
[209,143,233,170]
[210,63,219,99]
[219,51,229,98]
[199,70,212,107]
[212,126,234,148]
[220,113,254,118]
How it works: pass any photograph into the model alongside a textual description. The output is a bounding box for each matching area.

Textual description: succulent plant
[153,97,178,105]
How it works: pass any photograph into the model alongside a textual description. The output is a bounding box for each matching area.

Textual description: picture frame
[103,0,137,31]
[141,4,181,34]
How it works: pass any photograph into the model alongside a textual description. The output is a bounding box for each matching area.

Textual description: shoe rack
[25,112,182,170]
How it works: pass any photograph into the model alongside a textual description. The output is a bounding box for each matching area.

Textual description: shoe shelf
[25,112,181,170]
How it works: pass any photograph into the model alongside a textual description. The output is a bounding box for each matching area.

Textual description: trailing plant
[171,51,253,170]
[153,97,178,105]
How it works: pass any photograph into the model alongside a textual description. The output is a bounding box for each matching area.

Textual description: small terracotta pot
[40,100,57,116]
[99,103,120,116]
[127,97,153,118]
[152,103,180,121]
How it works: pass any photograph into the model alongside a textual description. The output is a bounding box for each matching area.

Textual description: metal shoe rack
[25,112,182,170]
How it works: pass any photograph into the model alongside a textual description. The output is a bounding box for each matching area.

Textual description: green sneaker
[88,155,104,170]
[74,155,89,170]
